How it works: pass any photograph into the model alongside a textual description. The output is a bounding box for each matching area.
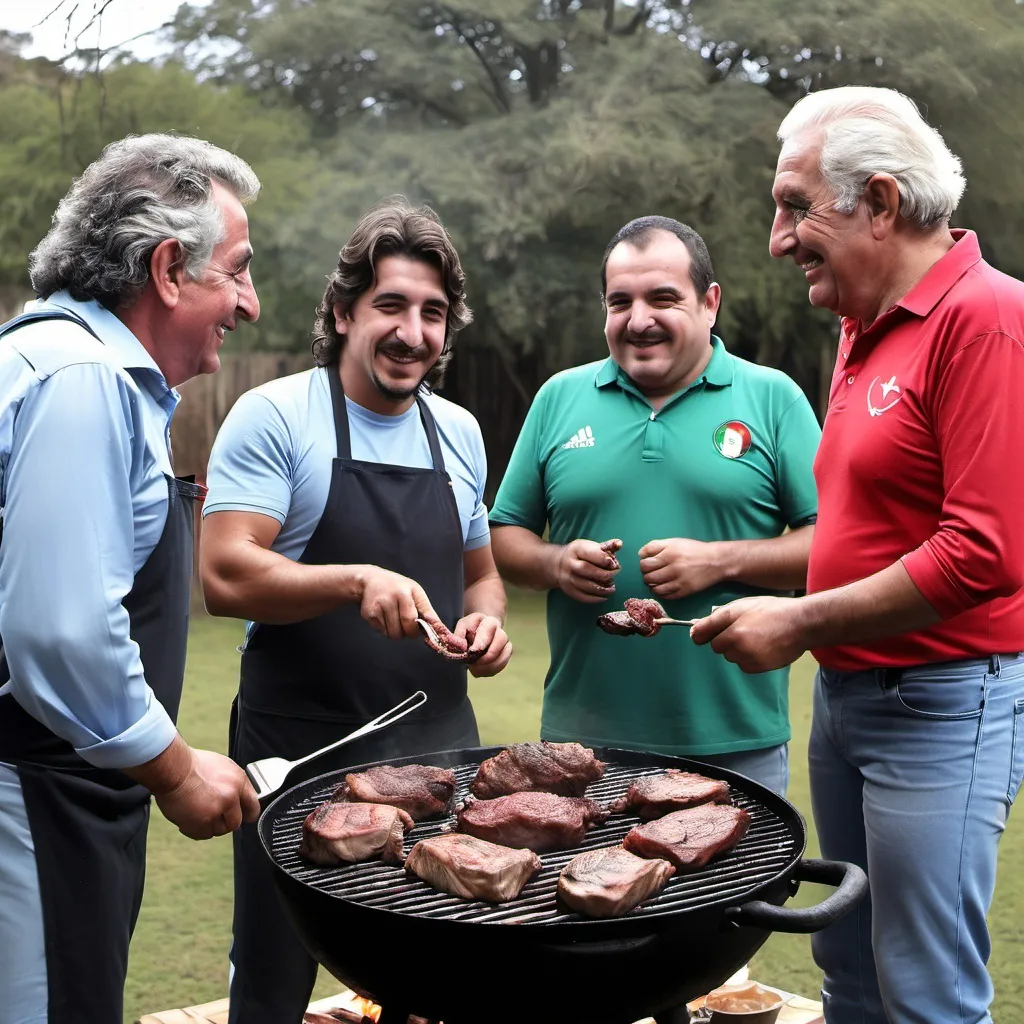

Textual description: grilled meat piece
[457,791,609,852]
[405,833,541,902]
[299,801,413,866]
[339,764,458,820]
[610,769,732,819]
[595,598,666,637]
[596,610,641,636]
[623,804,750,871]
[420,621,482,663]
[557,846,676,917]
[624,597,665,636]
[470,741,606,798]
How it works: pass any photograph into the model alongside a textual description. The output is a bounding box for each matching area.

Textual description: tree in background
[3,0,1022,487]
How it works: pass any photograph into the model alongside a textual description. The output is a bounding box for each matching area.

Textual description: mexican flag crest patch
[714,420,752,459]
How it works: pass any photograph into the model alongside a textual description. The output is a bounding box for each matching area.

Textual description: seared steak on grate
[299,801,413,866]
[405,833,541,903]
[623,804,750,871]
[470,741,606,798]
[610,770,732,819]
[338,764,457,820]
[457,791,609,852]
[557,846,676,917]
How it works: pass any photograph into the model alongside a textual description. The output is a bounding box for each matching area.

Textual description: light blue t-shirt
[204,367,490,561]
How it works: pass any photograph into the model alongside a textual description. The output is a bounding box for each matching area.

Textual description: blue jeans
[694,743,789,797]
[809,654,1024,1024]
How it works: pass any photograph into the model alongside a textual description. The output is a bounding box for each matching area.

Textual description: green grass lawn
[126,590,1024,1022]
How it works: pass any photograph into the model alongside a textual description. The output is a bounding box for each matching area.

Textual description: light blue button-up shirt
[0,292,180,769]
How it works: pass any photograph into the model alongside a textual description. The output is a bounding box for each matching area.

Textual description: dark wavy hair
[311,196,472,389]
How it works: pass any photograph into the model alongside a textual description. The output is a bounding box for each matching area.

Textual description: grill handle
[724,858,868,934]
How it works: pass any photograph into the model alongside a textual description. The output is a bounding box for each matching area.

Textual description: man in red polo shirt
[692,86,1024,1024]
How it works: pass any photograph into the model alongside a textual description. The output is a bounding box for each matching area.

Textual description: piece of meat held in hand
[623,597,666,637]
[457,792,609,852]
[557,846,676,917]
[299,801,413,866]
[609,770,732,819]
[405,833,542,902]
[470,740,606,798]
[623,804,750,871]
[419,620,482,663]
[341,764,458,820]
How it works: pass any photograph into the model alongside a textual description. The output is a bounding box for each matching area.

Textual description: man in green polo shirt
[489,216,820,793]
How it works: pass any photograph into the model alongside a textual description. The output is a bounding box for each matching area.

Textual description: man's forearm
[122,733,192,794]
[464,571,507,624]
[793,559,941,649]
[716,524,814,591]
[203,543,370,623]
[490,525,560,591]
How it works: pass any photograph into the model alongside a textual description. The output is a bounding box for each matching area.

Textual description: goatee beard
[371,368,422,403]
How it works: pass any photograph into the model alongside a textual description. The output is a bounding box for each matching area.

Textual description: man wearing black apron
[201,197,511,1024]
[0,135,262,1024]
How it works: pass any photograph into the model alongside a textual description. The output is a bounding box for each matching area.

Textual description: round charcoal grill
[260,746,866,1024]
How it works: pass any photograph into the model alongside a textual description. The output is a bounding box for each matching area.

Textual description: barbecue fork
[244,690,428,800]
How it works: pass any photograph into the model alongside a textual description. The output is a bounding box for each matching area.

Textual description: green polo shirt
[490,337,821,755]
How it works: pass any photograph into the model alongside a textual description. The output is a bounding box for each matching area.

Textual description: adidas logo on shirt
[561,426,595,449]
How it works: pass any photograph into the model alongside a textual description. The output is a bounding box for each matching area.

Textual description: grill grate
[266,759,803,925]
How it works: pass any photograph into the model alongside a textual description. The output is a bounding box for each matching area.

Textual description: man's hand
[639,537,725,600]
[151,747,261,840]
[689,596,807,673]
[455,612,513,677]
[358,566,442,640]
[554,537,623,603]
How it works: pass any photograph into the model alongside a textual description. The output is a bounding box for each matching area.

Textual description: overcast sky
[0,0,208,60]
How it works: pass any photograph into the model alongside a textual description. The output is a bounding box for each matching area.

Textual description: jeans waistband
[876,652,1024,690]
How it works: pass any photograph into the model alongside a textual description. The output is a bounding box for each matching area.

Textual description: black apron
[228,367,479,1024]
[0,309,200,1024]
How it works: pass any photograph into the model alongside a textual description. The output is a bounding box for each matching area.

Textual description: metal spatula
[244,690,428,799]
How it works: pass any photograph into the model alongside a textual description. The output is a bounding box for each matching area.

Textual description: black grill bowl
[259,746,865,1024]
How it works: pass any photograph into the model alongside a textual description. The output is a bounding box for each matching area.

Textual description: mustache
[624,331,670,344]
[375,337,429,359]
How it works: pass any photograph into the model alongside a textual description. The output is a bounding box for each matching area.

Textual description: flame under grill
[265,759,802,925]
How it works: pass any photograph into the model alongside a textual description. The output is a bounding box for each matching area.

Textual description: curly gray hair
[778,86,965,229]
[29,134,261,309]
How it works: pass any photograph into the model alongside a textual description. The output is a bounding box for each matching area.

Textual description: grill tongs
[244,690,428,800]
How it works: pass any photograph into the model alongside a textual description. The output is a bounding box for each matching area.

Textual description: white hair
[30,134,260,308]
[777,86,965,229]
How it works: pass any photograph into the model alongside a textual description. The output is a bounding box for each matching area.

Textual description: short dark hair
[311,196,472,388]
[600,216,715,299]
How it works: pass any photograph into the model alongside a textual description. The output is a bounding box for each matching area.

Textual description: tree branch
[452,17,512,115]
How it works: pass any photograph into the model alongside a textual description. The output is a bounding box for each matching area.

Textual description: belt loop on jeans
[990,654,1001,677]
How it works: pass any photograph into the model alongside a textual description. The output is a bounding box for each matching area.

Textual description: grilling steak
[299,800,414,866]
[457,791,609,852]
[405,833,541,903]
[623,804,750,871]
[470,741,606,798]
[557,846,676,917]
[610,770,732,819]
[339,764,458,820]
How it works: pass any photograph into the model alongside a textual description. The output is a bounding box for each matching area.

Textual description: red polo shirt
[808,230,1024,669]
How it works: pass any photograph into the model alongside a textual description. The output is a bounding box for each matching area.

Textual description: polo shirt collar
[594,334,734,393]
[39,291,171,381]
[897,229,983,318]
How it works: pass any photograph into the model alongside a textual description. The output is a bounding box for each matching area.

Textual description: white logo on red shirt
[867,375,904,416]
